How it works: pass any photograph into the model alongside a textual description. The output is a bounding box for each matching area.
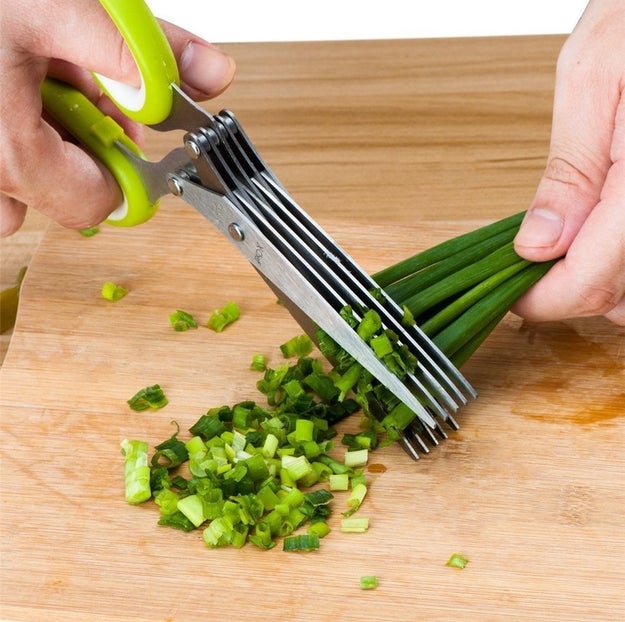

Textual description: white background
[146,0,588,43]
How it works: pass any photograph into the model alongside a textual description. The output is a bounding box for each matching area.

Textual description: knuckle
[543,156,593,191]
[577,282,622,317]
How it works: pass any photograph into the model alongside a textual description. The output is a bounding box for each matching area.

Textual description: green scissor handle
[40,0,180,227]
[41,78,156,227]
[95,0,180,125]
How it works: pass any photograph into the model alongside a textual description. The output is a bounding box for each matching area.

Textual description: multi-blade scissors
[41,0,476,459]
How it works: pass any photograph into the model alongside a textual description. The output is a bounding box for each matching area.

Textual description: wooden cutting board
[1,37,624,621]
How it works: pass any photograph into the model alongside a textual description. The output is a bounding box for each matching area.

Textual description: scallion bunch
[373,211,555,367]
[317,211,556,442]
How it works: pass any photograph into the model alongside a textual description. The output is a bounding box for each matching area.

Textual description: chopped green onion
[283,533,320,552]
[168,309,198,331]
[250,354,268,371]
[151,427,188,468]
[343,482,367,517]
[177,494,206,528]
[344,449,369,469]
[281,454,313,481]
[158,511,196,532]
[446,553,469,569]
[78,226,100,237]
[360,576,378,590]
[329,473,350,491]
[340,516,370,533]
[280,334,314,358]
[101,281,128,302]
[120,439,151,504]
[307,521,331,539]
[206,301,240,332]
[127,384,168,411]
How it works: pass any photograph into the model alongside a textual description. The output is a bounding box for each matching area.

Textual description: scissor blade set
[169,110,476,458]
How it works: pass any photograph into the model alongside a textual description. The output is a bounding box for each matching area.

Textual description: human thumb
[514,7,619,263]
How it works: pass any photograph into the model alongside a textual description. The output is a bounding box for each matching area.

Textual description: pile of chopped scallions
[122,346,375,551]
[122,211,556,551]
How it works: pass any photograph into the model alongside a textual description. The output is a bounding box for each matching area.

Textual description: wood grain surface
[1,36,624,622]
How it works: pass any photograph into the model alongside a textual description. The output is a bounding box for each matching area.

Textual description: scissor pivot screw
[167,177,183,197]
[228,223,245,241]
[184,139,201,159]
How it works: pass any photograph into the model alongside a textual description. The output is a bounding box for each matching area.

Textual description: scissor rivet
[167,177,183,197]
[228,222,244,241]
[184,139,201,159]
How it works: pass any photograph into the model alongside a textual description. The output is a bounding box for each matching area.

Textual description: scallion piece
[280,334,314,358]
[120,439,151,504]
[307,521,331,539]
[127,384,168,411]
[78,226,100,237]
[360,575,378,590]
[250,354,268,371]
[101,281,128,302]
[343,482,367,517]
[168,309,198,331]
[446,553,469,569]
[329,473,350,491]
[206,301,240,332]
[340,516,370,533]
[177,494,206,528]
[283,533,320,552]
[344,449,369,469]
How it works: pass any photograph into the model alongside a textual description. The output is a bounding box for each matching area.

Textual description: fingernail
[180,41,235,95]
[515,207,564,248]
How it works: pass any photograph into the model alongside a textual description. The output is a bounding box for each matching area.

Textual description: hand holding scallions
[513,0,625,326]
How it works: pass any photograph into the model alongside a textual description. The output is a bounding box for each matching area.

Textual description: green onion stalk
[317,211,558,441]
[373,211,555,368]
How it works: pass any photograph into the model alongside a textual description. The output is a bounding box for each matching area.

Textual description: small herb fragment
[120,439,151,504]
[127,384,168,411]
[283,534,320,552]
[280,334,314,358]
[101,281,128,302]
[168,309,198,331]
[250,354,268,371]
[446,553,469,569]
[340,516,370,533]
[78,226,100,237]
[360,575,378,590]
[343,482,367,517]
[206,301,240,332]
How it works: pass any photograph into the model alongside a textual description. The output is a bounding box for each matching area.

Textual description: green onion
[360,576,378,590]
[283,533,320,552]
[101,281,128,302]
[168,309,198,331]
[343,482,367,517]
[78,226,100,237]
[250,354,268,371]
[311,212,559,444]
[446,553,469,569]
[126,384,168,411]
[344,449,369,469]
[177,494,206,528]
[307,521,331,539]
[374,212,558,368]
[120,439,151,504]
[206,301,240,332]
[340,516,370,533]
[280,334,314,358]
[329,473,350,491]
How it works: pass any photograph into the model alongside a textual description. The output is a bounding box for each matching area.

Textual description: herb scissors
[41,0,476,457]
